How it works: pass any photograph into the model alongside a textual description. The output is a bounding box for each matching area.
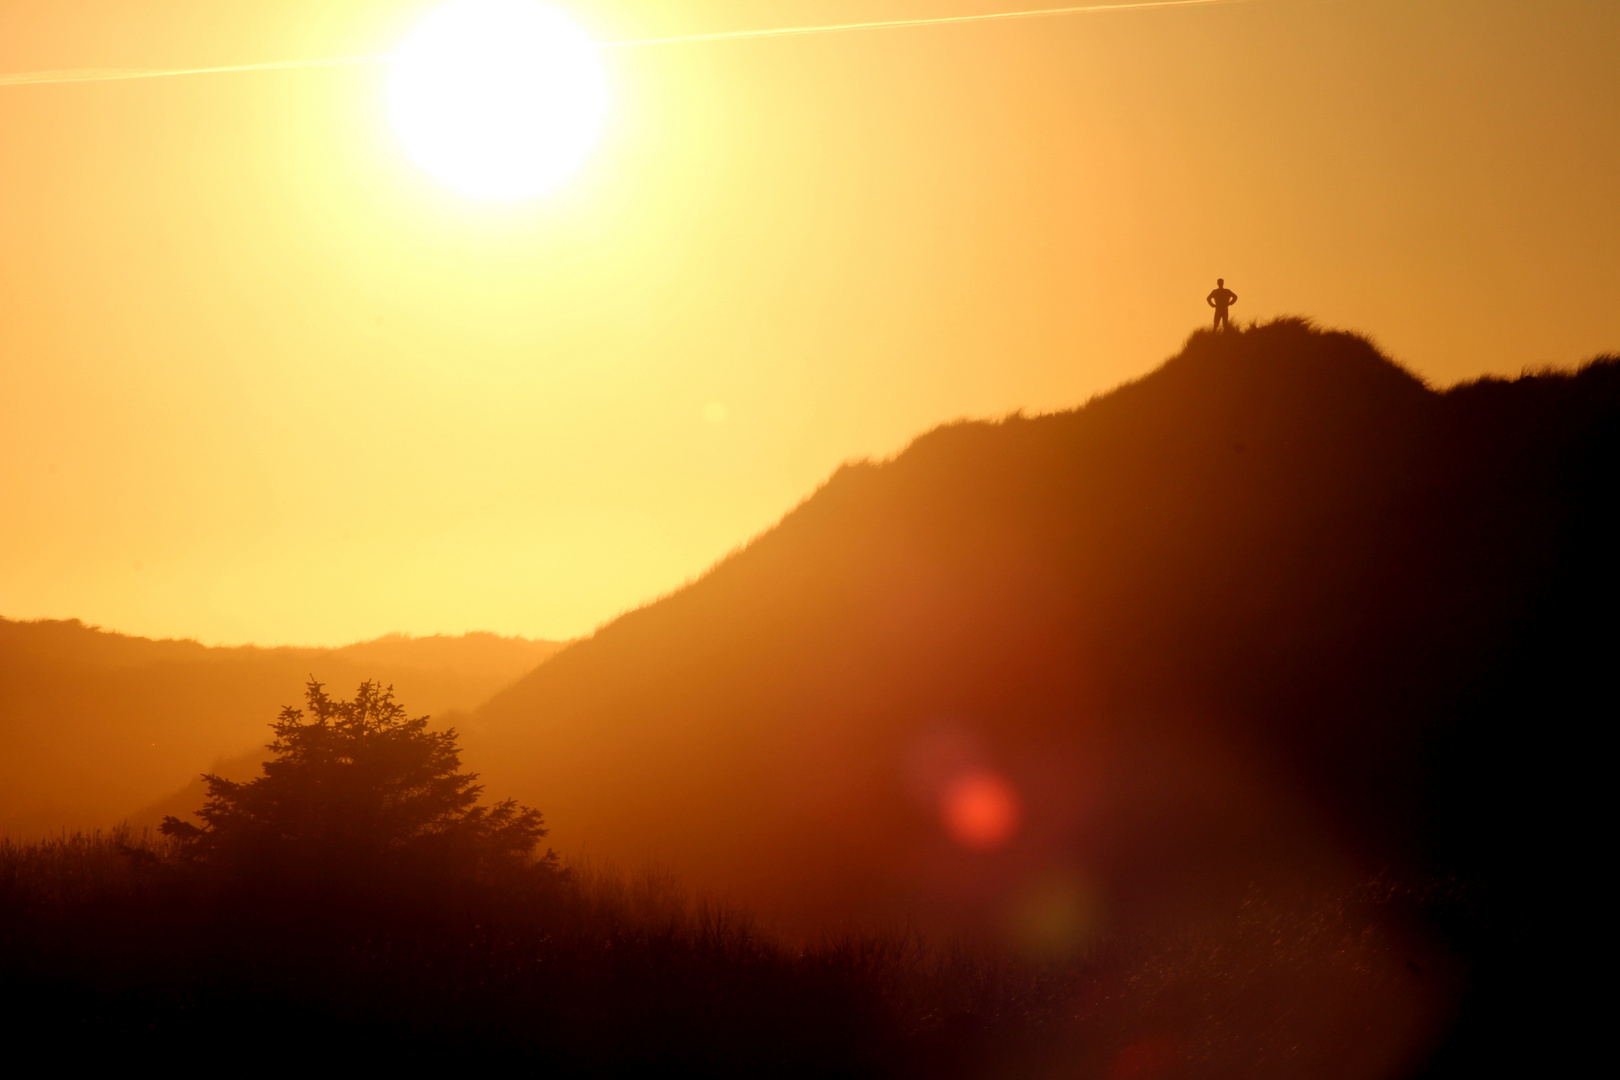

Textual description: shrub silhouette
[161,679,552,885]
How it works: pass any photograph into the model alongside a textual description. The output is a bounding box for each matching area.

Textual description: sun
[388,1,608,200]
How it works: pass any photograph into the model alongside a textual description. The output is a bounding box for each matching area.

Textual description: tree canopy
[162,679,552,883]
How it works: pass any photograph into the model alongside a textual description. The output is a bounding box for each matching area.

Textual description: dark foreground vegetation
[1,829,1451,1077]
[2,681,1450,1076]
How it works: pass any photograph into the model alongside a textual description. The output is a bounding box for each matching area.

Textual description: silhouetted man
[1207,279,1237,331]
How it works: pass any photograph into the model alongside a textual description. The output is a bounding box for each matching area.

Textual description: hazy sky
[2,0,1616,645]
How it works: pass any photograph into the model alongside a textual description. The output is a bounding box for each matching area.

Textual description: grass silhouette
[1,828,1443,1077]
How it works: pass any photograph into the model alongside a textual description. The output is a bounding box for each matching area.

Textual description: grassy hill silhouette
[0,621,563,836]
[461,320,1613,1069]
[3,319,1611,1076]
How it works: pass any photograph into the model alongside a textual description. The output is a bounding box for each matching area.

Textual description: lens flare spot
[942,770,1021,850]
[1007,870,1100,955]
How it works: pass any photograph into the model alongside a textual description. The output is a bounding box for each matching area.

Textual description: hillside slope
[463,320,1613,1075]
[468,321,1614,1072]
[0,623,564,835]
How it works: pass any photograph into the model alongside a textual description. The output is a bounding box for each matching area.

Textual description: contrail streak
[0,55,393,88]
[1,0,1245,88]
[599,0,1238,48]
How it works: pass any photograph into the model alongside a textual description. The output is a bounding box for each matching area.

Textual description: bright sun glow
[389,1,607,200]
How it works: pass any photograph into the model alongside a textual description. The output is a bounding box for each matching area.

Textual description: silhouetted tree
[162,679,553,885]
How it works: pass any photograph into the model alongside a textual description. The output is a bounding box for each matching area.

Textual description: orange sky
[2,0,1616,646]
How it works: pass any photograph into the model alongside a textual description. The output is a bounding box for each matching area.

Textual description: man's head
[1217,278,1224,287]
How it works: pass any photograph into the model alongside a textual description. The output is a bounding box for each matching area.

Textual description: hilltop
[461,320,1613,1070]
[0,621,563,836]
[471,321,1615,922]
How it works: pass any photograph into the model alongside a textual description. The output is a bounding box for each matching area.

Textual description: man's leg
[1214,309,1227,331]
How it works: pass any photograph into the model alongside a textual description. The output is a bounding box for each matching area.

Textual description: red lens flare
[941,769,1021,850]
